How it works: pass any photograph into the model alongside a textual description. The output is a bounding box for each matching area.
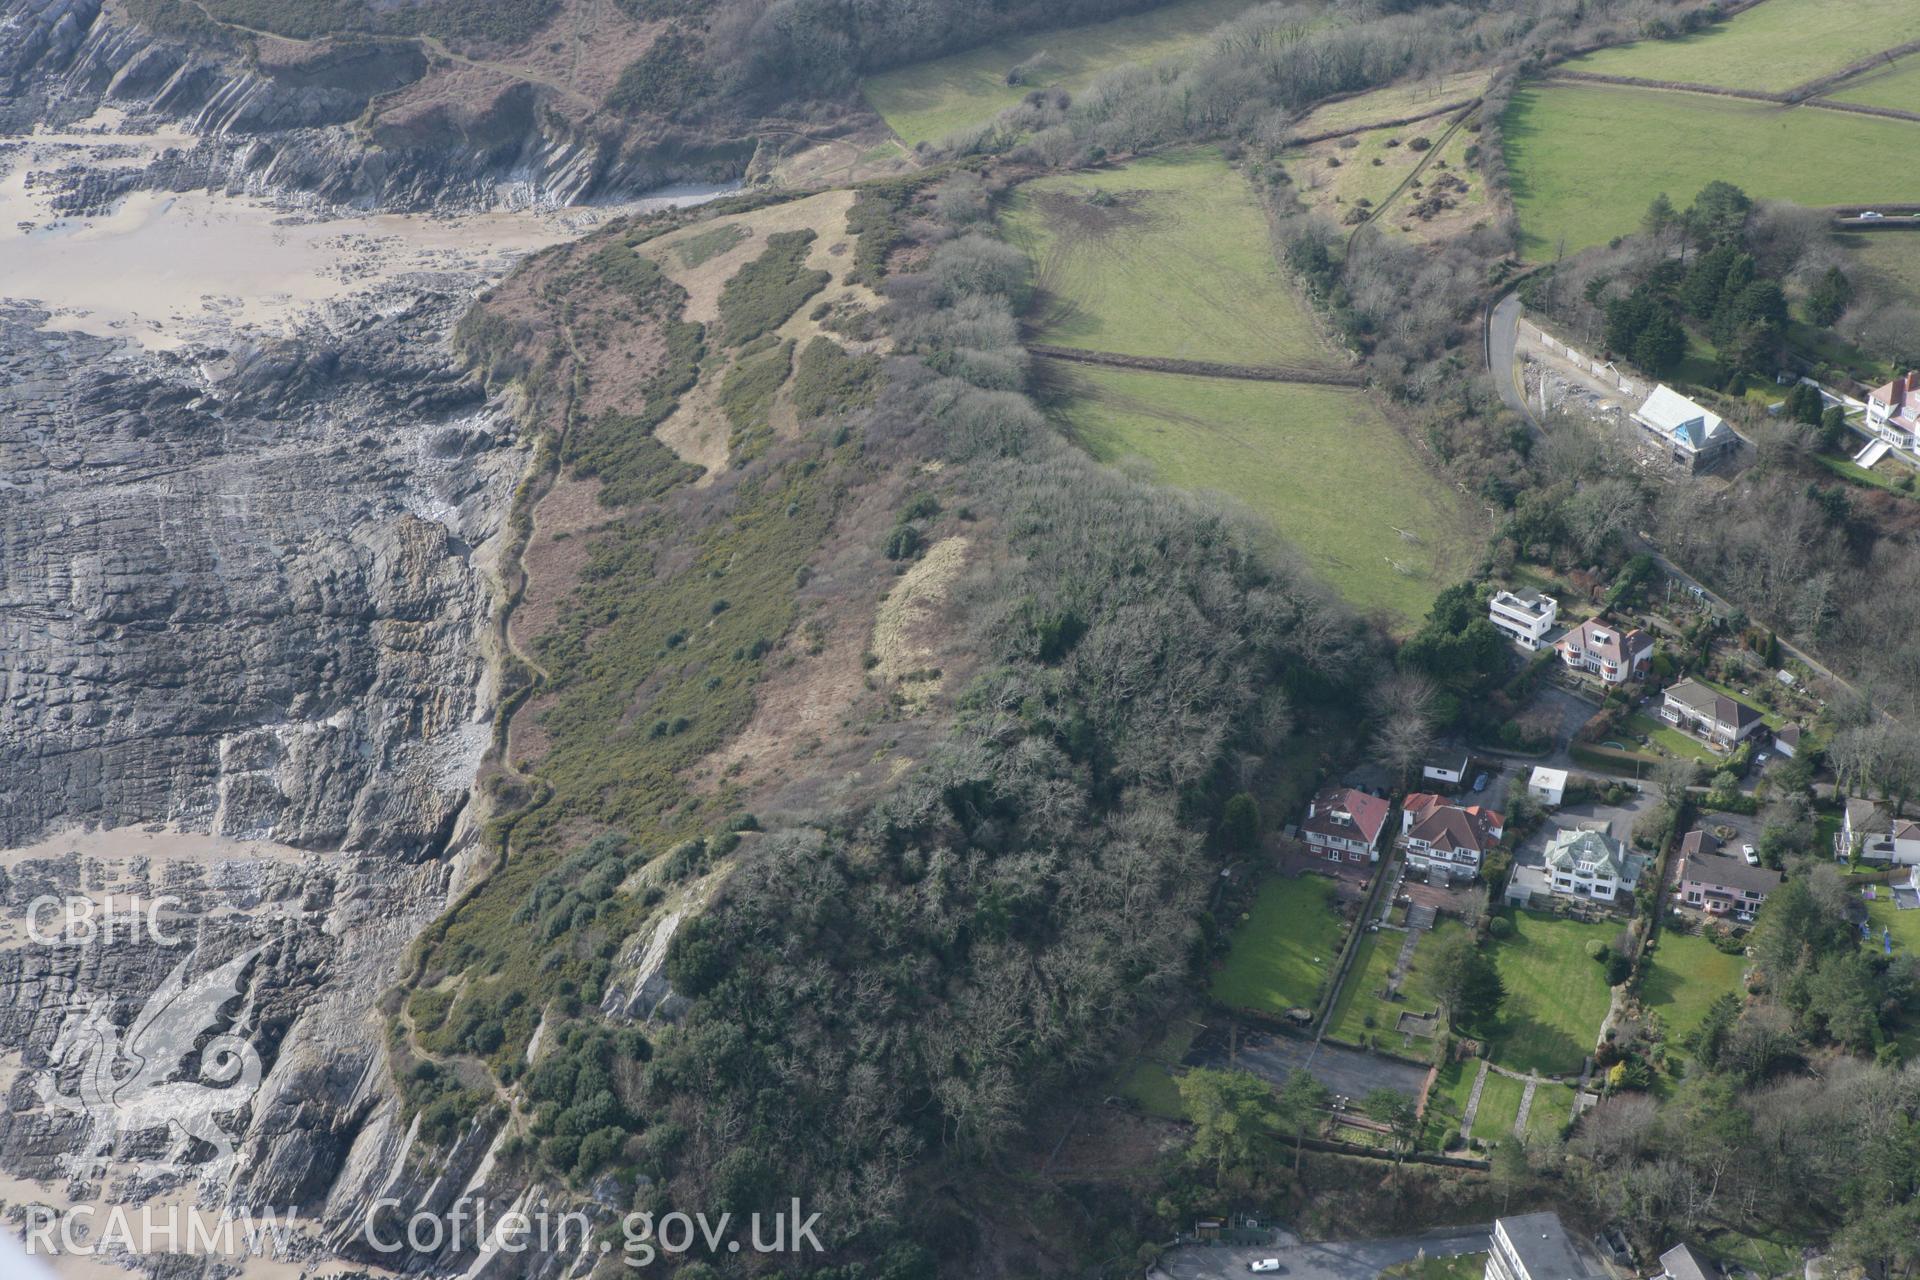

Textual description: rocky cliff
[0,233,577,1274]
[1,0,753,210]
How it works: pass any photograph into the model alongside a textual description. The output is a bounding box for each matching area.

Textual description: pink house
[1555,617,1653,684]
[1675,830,1782,922]
[1867,371,1920,450]
[1301,786,1390,864]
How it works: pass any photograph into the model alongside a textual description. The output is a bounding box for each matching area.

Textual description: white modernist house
[1528,766,1567,807]
[1634,385,1736,470]
[1489,589,1558,651]
[1543,826,1645,903]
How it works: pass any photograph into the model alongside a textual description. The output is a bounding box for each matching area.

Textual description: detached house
[1401,793,1505,883]
[1543,826,1645,903]
[1840,796,1920,866]
[1634,385,1736,470]
[1866,370,1920,451]
[1675,830,1782,922]
[1301,786,1390,865]
[1555,616,1653,684]
[1489,589,1559,651]
[1661,678,1764,748]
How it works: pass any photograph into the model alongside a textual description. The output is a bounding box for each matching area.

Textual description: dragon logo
[32,941,270,1194]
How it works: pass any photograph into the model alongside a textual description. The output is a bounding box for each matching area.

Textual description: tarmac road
[1154,1225,1492,1280]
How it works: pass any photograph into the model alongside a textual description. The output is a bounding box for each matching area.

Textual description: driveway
[1190,1025,1429,1103]
[1156,1225,1492,1280]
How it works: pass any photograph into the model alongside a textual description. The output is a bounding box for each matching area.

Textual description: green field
[1484,911,1620,1075]
[1326,920,1469,1045]
[1004,149,1329,366]
[862,0,1254,147]
[1503,83,1920,258]
[1641,931,1749,1042]
[1057,365,1472,622]
[1211,874,1348,1016]
[1567,0,1915,93]
[1829,54,1920,113]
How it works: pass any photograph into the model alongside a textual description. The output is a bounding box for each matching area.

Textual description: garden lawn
[1566,0,1916,93]
[1524,1082,1577,1143]
[1056,366,1474,624]
[1328,919,1469,1045]
[1502,83,1920,259]
[1002,148,1330,367]
[862,0,1255,148]
[1469,1071,1526,1141]
[1624,712,1717,762]
[1483,911,1619,1075]
[1325,929,1399,1044]
[1864,892,1920,958]
[1421,1060,1477,1150]
[1211,875,1347,1017]
[1641,931,1748,1042]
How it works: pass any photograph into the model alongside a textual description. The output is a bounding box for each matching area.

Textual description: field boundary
[1781,37,1920,101]
[1029,343,1366,386]
[1286,97,1482,148]
[1542,69,1920,124]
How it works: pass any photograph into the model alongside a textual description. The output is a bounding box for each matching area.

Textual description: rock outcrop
[1,0,750,210]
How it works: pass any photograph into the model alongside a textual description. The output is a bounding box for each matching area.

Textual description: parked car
[1250,1261,1282,1273]
[1743,844,1760,866]
[1472,772,1489,792]
[1860,210,1885,220]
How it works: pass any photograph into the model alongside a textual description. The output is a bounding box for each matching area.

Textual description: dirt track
[1028,344,1366,387]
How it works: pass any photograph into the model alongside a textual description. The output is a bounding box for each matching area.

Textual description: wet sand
[0,114,736,350]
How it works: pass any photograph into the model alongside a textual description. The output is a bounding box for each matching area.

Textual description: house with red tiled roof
[1400,793,1505,882]
[1300,786,1390,865]
[1555,616,1653,685]
[1867,370,1920,450]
